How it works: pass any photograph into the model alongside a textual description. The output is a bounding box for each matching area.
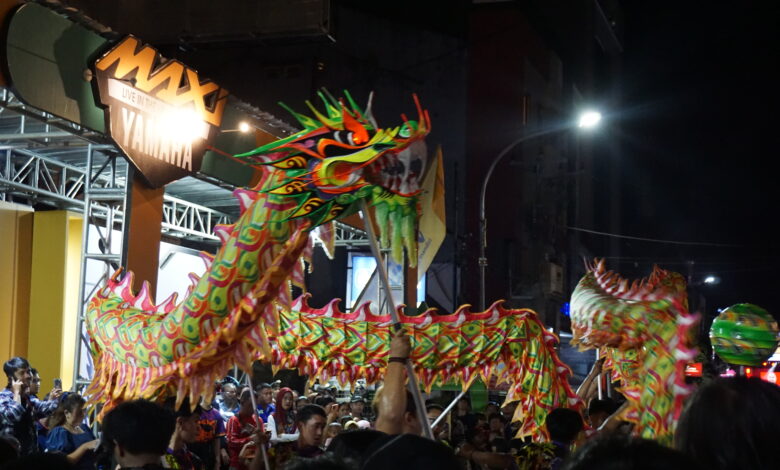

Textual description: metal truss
[162,195,231,242]
[333,221,370,246]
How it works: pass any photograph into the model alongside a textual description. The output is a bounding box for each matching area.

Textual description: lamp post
[478,111,601,310]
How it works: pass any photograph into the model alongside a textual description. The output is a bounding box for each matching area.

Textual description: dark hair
[102,399,175,455]
[563,435,700,470]
[29,368,38,376]
[285,453,354,470]
[426,403,444,413]
[163,397,202,419]
[545,408,583,443]
[315,395,336,408]
[588,398,617,417]
[0,436,19,466]
[675,377,780,470]
[256,382,272,391]
[361,434,461,470]
[326,429,385,462]
[47,393,86,428]
[488,413,505,423]
[1,452,75,470]
[297,404,327,425]
[3,357,29,381]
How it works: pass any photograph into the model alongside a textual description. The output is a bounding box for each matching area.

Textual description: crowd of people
[2,329,780,470]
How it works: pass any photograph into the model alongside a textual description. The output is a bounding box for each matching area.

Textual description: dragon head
[235,90,431,264]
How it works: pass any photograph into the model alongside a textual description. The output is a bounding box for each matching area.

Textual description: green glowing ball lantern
[710,303,779,366]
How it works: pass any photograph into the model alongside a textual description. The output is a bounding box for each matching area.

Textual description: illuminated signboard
[685,362,703,377]
[94,36,228,187]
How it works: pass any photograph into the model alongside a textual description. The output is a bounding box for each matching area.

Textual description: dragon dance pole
[245,374,271,470]
[430,389,467,430]
[359,200,435,440]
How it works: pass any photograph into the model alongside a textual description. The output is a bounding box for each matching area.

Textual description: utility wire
[567,226,743,248]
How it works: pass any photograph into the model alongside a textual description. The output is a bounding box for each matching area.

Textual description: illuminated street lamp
[478,110,602,310]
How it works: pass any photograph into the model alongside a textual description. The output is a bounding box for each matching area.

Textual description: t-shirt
[189,408,225,469]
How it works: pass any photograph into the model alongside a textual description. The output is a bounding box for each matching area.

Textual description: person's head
[344,420,359,431]
[326,429,385,462]
[563,435,700,470]
[545,408,583,444]
[297,404,327,448]
[675,376,780,470]
[315,394,336,408]
[466,422,490,447]
[238,387,256,415]
[3,356,31,390]
[373,387,421,435]
[587,398,617,430]
[277,387,294,412]
[163,397,202,444]
[0,436,19,466]
[29,368,41,396]
[326,422,343,439]
[350,396,365,416]
[102,400,175,466]
[1,453,75,470]
[338,401,352,418]
[297,396,311,409]
[361,433,461,470]
[222,382,237,402]
[426,403,447,437]
[484,401,500,417]
[48,393,87,429]
[255,383,273,406]
[488,413,505,432]
[456,396,471,415]
[271,379,282,393]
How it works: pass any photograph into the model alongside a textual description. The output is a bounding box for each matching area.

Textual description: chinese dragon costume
[85,90,580,440]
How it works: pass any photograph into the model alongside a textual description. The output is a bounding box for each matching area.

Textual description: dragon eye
[333,131,356,146]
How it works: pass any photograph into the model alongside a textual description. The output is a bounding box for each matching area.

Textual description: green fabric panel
[5,3,107,132]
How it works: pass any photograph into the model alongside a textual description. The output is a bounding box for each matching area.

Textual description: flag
[417,146,446,275]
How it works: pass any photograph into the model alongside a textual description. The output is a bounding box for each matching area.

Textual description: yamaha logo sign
[94,36,228,187]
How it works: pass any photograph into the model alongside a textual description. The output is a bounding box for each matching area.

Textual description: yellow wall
[27,211,83,391]
[0,201,33,360]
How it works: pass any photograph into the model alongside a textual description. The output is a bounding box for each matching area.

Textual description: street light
[478,110,602,310]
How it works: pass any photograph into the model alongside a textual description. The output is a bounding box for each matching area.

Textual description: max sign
[94,36,228,187]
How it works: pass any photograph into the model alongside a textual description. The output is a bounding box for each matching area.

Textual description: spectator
[343,420,359,432]
[296,396,310,411]
[101,399,175,470]
[190,398,225,470]
[162,397,204,470]
[219,383,240,423]
[2,452,75,470]
[487,413,509,452]
[456,422,514,469]
[226,388,262,470]
[545,408,584,470]
[586,398,617,433]
[425,403,449,443]
[349,397,366,420]
[28,369,41,398]
[0,435,19,466]
[455,396,477,431]
[563,435,699,470]
[0,356,61,454]
[254,384,275,423]
[324,422,342,447]
[250,404,327,470]
[267,387,297,443]
[675,376,780,470]
[44,393,99,470]
[337,402,351,420]
[484,401,500,418]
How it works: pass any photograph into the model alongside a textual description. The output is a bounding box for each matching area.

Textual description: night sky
[609,2,779,318]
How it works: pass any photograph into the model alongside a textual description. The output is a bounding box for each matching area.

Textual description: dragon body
[273,294,580,440]
[570,260,698,445]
